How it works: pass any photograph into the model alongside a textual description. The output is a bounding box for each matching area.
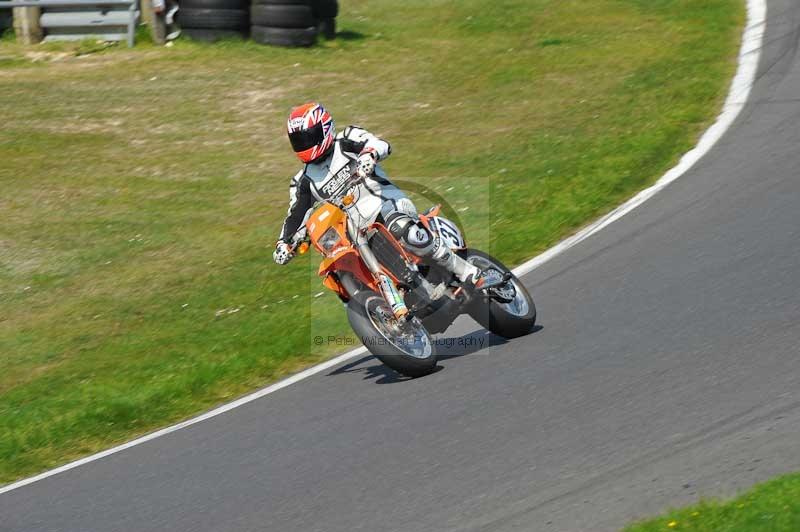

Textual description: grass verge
[0,0,743,483]
[624,472,800,531]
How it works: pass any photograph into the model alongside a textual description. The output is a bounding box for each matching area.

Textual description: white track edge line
[0,0,766,496]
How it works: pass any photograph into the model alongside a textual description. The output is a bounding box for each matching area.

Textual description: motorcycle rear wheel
[346,290,438,378]
[463,249,537,338]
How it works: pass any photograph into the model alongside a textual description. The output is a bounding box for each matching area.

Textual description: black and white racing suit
[278,126,479,282]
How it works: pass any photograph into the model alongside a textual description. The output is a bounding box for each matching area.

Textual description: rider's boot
[431,241,509,290]
[471,270,513,290]
[431,240,476,280]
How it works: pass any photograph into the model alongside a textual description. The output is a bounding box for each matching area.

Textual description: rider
[273,102,488,288]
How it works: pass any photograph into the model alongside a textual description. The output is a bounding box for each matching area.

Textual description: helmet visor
[289,122,324,153]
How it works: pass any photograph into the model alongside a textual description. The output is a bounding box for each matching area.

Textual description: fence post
[140,0,165,45]
[127,0,135,47]
[12,6,43,44]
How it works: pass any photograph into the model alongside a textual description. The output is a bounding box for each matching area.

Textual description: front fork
[347,217,409,319]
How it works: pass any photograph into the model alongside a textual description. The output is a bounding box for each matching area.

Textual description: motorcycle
[292,188,537,378]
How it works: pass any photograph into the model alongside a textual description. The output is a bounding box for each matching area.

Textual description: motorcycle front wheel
[462,249,537,338]
[346,290,438,378]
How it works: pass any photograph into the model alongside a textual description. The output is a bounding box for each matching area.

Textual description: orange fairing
[306,203,347,253]
[305,204,376,297]
[323,272,349,299]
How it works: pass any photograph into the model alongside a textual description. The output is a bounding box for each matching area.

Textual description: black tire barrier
[318,17,335,39]
[0,11,12,31]
[251,0,310,6]
[251,25,317,47]
[182,28,248,41]
[177,8,249,30]
[250,4,315,28]
[312,0,338,19]
[180,0,248,10]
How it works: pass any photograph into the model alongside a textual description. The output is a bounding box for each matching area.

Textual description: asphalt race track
[3,2,800,530]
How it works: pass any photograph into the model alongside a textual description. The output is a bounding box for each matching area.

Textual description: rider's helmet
[287,103,336,164]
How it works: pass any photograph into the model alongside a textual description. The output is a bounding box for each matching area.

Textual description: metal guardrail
[0,0,138,46]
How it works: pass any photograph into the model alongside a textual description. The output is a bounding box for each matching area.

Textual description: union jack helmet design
[287,103,336,164]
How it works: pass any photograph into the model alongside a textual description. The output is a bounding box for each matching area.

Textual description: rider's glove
[356,149,377,178]
[273,240,293,265]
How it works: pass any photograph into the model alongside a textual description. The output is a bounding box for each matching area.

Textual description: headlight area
[319,227,342,254]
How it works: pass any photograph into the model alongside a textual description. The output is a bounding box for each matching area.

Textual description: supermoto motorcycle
[292,190,537,378]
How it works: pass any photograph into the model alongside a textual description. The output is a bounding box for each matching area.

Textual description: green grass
[624,472,800,531]
[0,0,743,483]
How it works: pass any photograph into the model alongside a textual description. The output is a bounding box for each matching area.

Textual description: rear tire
[463,249,536,338]
[347,290,437,378]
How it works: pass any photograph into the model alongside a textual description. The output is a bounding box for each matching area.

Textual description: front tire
[346,290,437,378]
[463,249,536,338]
